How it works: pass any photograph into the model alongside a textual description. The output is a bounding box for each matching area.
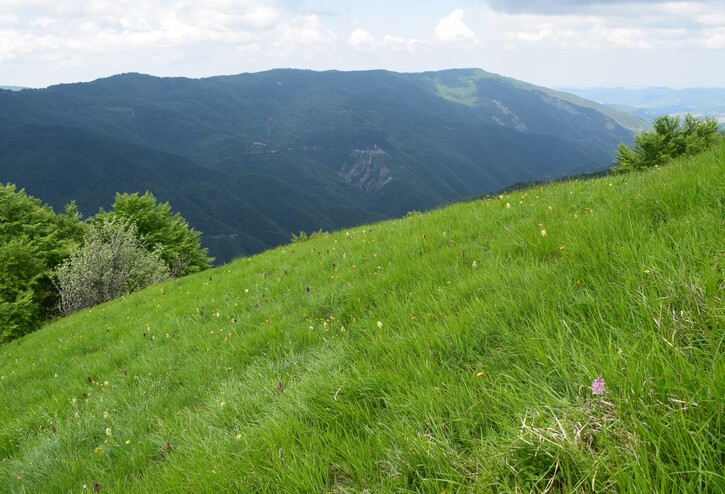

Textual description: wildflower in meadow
[591,378,605,395]
[377,321,383,329]
[105,428,112,437]
[541,229,547,237]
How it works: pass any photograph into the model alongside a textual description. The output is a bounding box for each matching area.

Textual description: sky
[1,0,723,89]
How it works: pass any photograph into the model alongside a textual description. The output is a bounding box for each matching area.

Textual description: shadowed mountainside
[0,68,640,263]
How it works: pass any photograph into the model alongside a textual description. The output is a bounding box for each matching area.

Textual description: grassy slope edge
[1,143,723,493]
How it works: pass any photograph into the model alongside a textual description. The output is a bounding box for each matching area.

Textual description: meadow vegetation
[1,141,722,492]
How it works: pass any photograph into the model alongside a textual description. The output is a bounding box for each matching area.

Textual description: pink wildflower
[591,378,605,395]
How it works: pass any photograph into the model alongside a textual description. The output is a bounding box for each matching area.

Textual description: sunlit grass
[1,143,723,492]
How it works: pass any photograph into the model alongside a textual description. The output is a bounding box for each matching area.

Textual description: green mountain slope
[1,143,721,492]
[0,118,377,263]
[0,69,641,263]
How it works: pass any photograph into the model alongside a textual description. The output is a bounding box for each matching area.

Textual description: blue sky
[1,0,723,88]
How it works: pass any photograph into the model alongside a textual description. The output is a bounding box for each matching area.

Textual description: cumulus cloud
[0,0,343,69]
[433,9,478,43]
[348,28,376,50]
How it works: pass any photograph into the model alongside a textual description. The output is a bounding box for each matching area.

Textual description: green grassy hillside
[1,144,722,493]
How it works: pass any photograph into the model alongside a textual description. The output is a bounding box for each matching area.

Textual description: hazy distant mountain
[559,86,725,123]
[0,86,27,91]
[0,69,640,263]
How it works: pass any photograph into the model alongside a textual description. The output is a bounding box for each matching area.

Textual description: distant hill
[559,86,725,123]
[0,86,27,91]
[0,69,641,263]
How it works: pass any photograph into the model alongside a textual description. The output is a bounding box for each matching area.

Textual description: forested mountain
[0,68,641,263]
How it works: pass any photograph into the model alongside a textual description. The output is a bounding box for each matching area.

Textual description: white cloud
[0,0,723,88]
[273,15,337,52]
[0,13,20,25]
[698,26,725,49]
[381,34,426,52]
[433,9,478,43]
[591,25,653,49]
[486,4,725,52]
[348,28,426,53]
[180,3,281,32]
[349,28,376,49]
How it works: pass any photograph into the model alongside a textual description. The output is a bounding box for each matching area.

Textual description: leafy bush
[95,192,213,276]
[290,229,326,244]
[54,219,169,316]
[1,187,211,340]
[613,114,721,173]
[0,185,84,342]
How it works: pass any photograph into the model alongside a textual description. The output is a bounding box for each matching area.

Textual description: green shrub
[613,114,721,173]
[54,219,169,316]
[290,229,326,243]
[95,192,213,276]
[0,185,84,342]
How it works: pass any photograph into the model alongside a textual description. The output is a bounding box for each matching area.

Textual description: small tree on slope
[613,114,721,173]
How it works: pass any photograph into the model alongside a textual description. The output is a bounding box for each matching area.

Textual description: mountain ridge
[0,68,641,263]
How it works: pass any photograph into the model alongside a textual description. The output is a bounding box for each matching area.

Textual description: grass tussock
[1,143,723,493]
